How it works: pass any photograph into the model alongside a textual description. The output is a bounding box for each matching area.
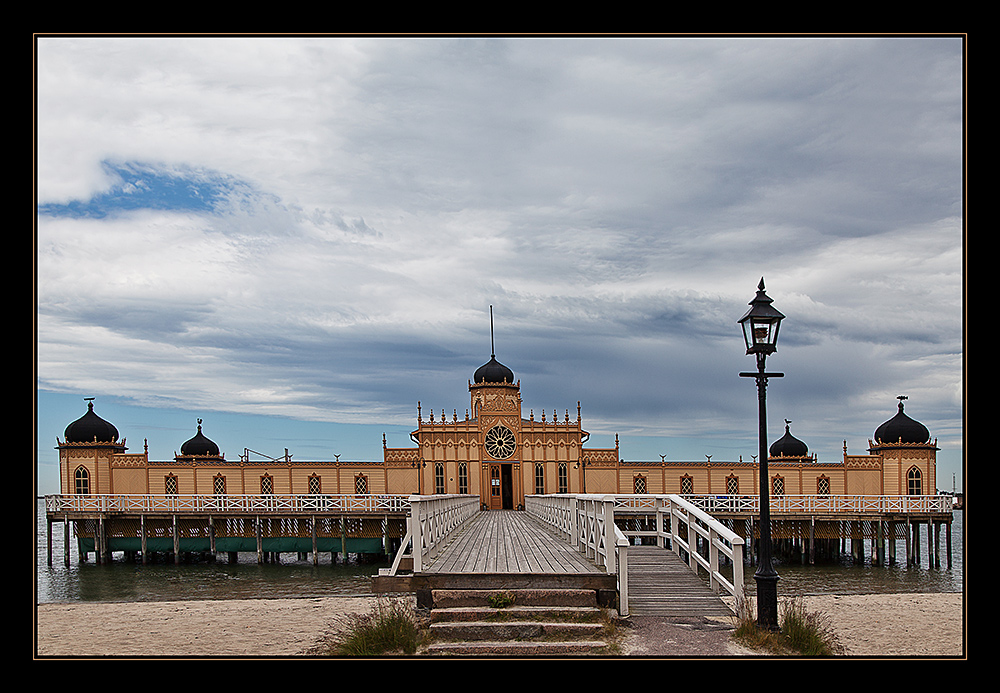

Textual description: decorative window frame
[434,462,445,494]
[74,466,90,495]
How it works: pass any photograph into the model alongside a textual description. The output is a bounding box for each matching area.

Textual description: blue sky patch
[38,161,233,218]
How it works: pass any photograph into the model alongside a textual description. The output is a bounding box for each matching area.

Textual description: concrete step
[430,588,598,609]
[425,640,610,656]
[429,620,606,641]
[421,587,614,656]
[430,605,602,622]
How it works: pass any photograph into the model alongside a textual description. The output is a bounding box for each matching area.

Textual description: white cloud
[36,36,964,477]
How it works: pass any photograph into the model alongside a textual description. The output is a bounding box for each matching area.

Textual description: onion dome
[180,419,220,457]
[770,420,809,458]
[474,354,515,384]
[873,397,930,445]
[64,399,119,443]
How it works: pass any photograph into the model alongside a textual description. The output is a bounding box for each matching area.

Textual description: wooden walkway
[626,545,735,617]
[383,510,733,619]
[423,510,603,574]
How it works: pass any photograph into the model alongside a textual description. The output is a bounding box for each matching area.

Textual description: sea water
[35,499,963,604]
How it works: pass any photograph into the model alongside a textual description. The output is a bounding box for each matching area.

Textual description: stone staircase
[420,588,617,656]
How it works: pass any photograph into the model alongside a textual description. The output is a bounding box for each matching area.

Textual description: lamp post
[738,278,785,632]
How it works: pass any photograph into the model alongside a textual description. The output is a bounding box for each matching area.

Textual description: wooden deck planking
[423,510,603,574]
[625,545,735,617]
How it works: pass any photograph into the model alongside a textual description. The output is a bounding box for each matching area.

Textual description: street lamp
[738,278,785,632]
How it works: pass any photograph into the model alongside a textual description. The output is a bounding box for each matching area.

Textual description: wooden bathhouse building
[47,350,952,569]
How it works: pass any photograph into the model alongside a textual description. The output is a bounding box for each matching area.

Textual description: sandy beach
[35,591,964,658]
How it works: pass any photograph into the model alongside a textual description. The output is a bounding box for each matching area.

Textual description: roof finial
[490,305,495,358]
[897,394,907,411]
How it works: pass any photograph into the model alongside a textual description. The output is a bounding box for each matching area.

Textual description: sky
[34,35,965,497]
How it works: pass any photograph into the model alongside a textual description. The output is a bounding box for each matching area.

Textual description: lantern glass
[739,279,784,355]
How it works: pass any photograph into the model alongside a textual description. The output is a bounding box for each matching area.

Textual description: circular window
[484,425,517,459]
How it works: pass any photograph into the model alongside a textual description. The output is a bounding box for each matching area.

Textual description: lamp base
[754,572,780,632]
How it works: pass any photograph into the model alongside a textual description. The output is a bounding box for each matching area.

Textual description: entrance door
[488,464,515,510]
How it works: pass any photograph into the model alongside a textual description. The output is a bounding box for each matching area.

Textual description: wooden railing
[657,495,745,603]
[525,494,631,616]
[528,494,747,610]
[646,494,956,515]
[387,494,480,575]
[44,493,411,515]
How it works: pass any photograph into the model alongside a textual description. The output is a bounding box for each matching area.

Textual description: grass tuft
[487,591,517,609]
[324,597,423,656]
[731,596,844,656]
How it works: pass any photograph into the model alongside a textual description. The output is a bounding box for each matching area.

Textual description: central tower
[470,308,523,509]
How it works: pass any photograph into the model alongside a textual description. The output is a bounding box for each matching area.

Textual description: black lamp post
[738,278,785,632]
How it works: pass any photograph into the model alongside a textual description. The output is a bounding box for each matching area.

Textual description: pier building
[47,351,952,573]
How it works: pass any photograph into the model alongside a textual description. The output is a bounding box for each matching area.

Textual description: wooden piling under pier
[45,511,408,566]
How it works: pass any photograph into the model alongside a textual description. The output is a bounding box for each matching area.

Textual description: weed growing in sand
[326,597,422,656]
[731,596,843,656]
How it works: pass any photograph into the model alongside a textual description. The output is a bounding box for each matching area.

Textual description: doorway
[489,464,514,510]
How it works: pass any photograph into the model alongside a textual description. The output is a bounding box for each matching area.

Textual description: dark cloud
[35,36,964,489]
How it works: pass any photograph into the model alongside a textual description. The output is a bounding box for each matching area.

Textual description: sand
[35,592,965,658]
[795,593,965,657]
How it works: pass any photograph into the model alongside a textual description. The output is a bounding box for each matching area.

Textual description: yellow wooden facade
[56,359,939,507]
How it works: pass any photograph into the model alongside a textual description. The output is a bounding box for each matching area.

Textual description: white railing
[525,494,631,616]
[403,494,480,574]
[44,494,412,515]
[533,494,745,607]
[658,495,745,602]
[670,494,954,515]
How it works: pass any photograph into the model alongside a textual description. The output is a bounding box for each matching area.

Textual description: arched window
[355,473,368,495]
[907,467,922,495]
[458,462,469,495]
[680,475,694,494]
[434,463,445,494]
[165,474,178,495]
[558,462,568,493]
[772,475,784,496]
[74,466,90,495]
[726,475,739,495]
[634,475,647,494]
[535,463,545,495]
[817,476,830,495]
[308,474,322,494]
[213,474,227,495]
[260,474,273,495]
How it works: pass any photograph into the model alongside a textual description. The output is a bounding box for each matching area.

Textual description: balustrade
[44,493,411,515]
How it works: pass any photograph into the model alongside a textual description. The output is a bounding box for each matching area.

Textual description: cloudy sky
[35,36,965,496]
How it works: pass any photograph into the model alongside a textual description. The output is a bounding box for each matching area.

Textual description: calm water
[36,499,963,604]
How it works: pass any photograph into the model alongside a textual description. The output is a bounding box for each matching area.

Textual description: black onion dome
[874,399,930,445]
[770,421,809,458]
[474,355,515,384]
[180,420,220,457]
[64,400,119,443]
